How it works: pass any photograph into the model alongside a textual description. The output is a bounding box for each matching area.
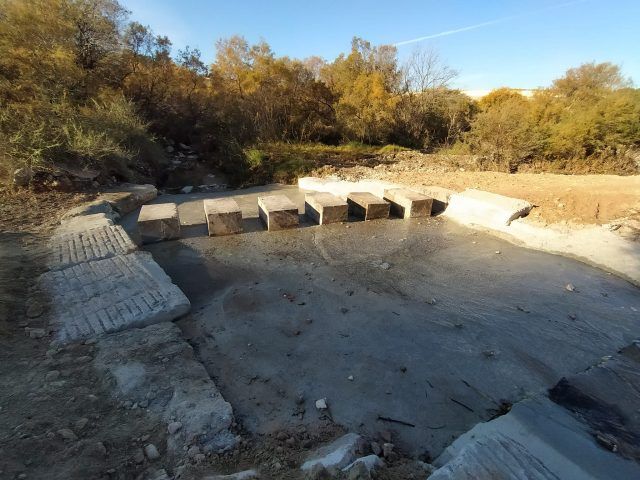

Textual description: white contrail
[393,0,589,47]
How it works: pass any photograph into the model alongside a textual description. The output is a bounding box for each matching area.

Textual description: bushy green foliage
[463,65,640,172]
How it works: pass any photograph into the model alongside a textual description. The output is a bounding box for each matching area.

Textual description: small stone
[26,303,44,318]
[370,441,382,456]
[382,443,394,458]
[93,442,107,457]
[75,417,89,430]
[144,443,161,460]
[58,428,77,441]
[187,445,201,458]
[568,313,577,320]
[565,283,576,292]
[379,262,391,270]
[134,449,145,463]
[595,433,618,452]
[340,307,349,314]
[495,250,501,254]
[27,328,46,339]
[45,370,61,382]
[315,398,328,410]
[347,375,354,381]
[167,421,183,435]
[181,186,194,194]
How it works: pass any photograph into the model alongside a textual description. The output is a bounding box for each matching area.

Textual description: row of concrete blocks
[138,188,433,242]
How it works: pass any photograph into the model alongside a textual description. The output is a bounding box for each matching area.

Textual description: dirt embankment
[322,152,640,227]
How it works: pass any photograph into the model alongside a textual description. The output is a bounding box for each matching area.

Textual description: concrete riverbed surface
[122,186,640,459]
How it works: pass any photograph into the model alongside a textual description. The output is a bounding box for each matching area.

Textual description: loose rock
[58,428,77,441]
[144,443,161,460]
[168,421,183,435]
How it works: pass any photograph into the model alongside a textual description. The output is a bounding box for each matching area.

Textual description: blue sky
[120,0,640,91]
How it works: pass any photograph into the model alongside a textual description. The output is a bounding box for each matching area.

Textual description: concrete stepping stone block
[257,195,299,231]
[346,192,390,220]
[384,188,434,218]
[305,192,348,225]
[138,203,181,243]
[48,225,137,270]
[203,198,243,236]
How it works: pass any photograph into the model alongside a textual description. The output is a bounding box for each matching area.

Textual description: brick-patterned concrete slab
[56,213,114,235]
[41,251,190,343]
[48,225,137,270]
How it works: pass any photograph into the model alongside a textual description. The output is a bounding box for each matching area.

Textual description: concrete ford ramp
[444,188,533,227]
[42,251,190,343]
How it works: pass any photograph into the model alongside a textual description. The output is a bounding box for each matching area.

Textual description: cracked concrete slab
[41,251,190,343]
[48,225,138,270]
[430,395,640,480]
[444,188,533,227]
[93,322,236,455]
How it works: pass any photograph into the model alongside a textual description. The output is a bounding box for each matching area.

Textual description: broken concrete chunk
[204,198,243,236]
[94,323,235,456]
[138,203,181,243]
[100,183,158,215]
[444,188,533,227]
[257,194,299,231]
[383,188,433,218]
[301,433,363,472]
[305,192,348,225]
[347,192,390,220]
